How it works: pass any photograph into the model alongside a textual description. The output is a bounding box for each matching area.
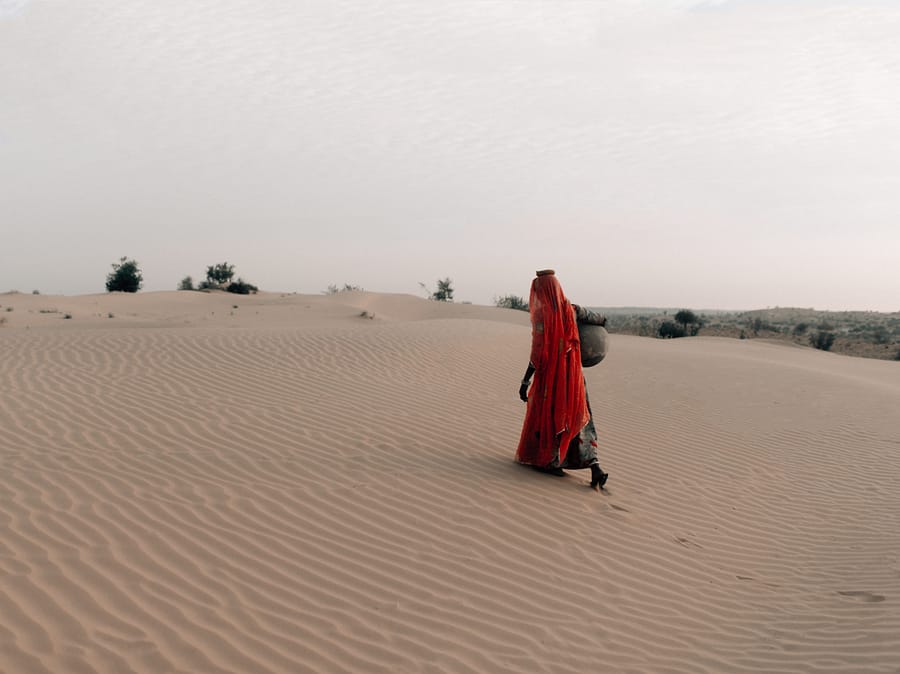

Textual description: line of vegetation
[95,263,900,362]
[494,294,528,311]
[103,257,259,295]
[600,306,900,361]
[323,284,364,294]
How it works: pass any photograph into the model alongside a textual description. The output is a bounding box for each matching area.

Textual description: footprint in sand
[838,590,886,603]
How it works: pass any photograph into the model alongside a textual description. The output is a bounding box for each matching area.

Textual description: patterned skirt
[517,388,600,470]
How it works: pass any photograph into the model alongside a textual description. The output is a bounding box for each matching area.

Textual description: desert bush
[32,289,39,295]
[793,322,809,335]
[226,278,258,295]
[206,262,235,287]
[325,283,364,294]
[658,320,686,339]
[431,278,454,302]
[810,331,836,351]
[495,294,528,311]
[178,276,195,291]
[105,257,143,293]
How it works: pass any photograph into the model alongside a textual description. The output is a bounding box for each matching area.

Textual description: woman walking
[516,270,608,490]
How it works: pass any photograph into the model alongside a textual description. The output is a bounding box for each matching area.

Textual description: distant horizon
[3,285,896,315]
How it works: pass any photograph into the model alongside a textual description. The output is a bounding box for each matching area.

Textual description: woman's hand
[519,363,535,402]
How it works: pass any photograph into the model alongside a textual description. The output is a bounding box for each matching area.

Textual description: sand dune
[1,290,898,673]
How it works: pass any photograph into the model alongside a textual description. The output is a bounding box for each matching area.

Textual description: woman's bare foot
[590,464,608,490]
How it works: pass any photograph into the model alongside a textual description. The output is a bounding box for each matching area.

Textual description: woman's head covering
[518,271,589,467]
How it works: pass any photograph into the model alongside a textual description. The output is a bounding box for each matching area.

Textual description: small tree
[495,294,528,311]
[431,277,454,302]
[206,262,235,287]
[106,257,143,293]
[674,309,701,336]
[178,276,194,291]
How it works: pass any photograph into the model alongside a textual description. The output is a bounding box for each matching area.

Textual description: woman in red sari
[516,270,608,490]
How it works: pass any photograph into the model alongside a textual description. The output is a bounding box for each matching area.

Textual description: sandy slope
[1,291,898,674]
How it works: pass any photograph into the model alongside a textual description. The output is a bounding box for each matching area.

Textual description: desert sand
[1,289,898,674]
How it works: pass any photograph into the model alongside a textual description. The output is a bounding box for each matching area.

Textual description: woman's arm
[573,304,607,327]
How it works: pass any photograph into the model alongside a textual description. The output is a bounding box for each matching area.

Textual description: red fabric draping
[516,273,589,467]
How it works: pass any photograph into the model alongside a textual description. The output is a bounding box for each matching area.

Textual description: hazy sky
[2,0,899,310]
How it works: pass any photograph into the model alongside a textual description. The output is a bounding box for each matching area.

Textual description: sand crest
[1,291,898,673]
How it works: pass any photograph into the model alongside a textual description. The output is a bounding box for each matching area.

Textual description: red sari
[516,273,591,468]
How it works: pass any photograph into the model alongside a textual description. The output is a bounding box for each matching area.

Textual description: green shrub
[810,331,836,351]
[178,276,195,291]
[430,278,454,302]
[105,257,143,293]
[226,278,258,295]
[658,320,686,339]
[325,283,364,294]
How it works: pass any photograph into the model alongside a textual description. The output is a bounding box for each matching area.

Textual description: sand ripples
[2,314,899,672]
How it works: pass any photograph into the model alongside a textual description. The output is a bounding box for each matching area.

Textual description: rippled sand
[1,290,899,673]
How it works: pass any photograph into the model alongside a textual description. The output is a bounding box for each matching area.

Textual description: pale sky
[2,0,898,310]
